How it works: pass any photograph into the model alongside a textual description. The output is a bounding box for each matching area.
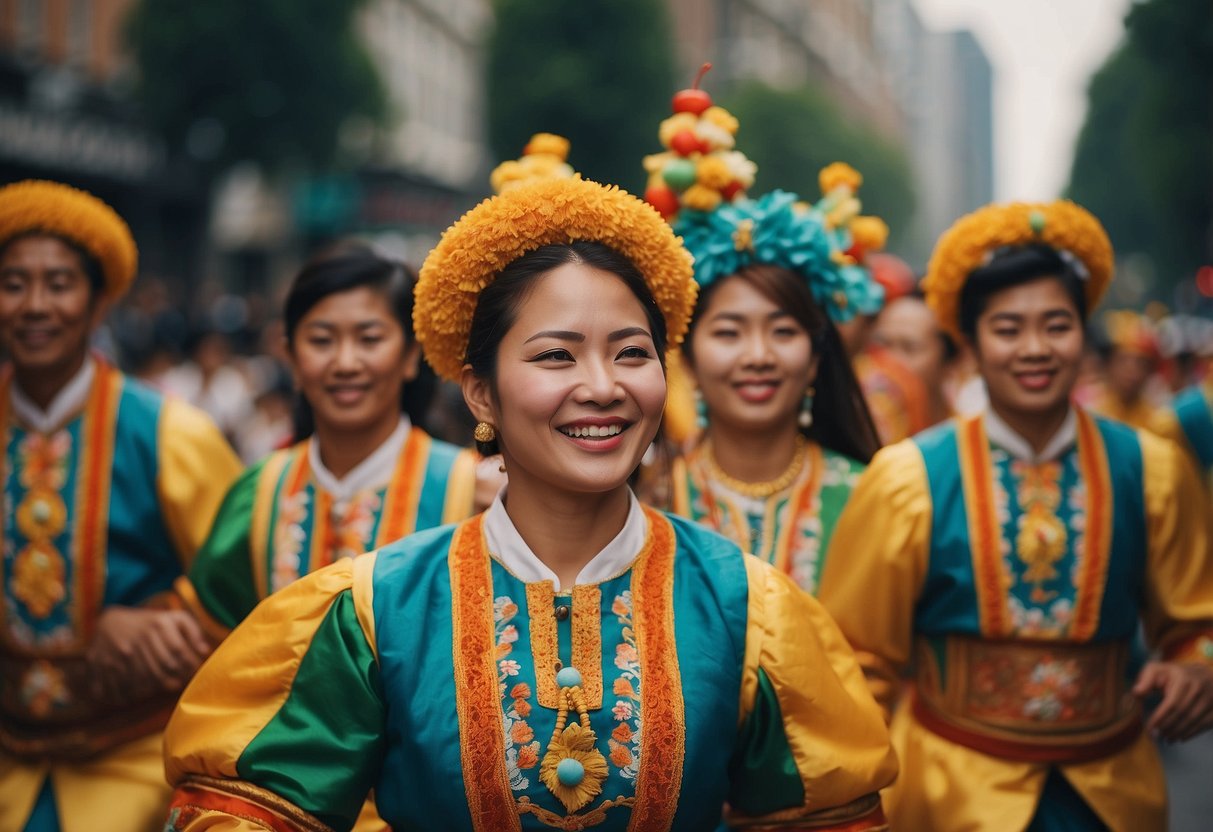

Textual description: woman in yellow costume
[818,200,1213,830]
[639,84,883,594]
[1090,310,1183,442]
[0,180,242,832]
[161,139,896,831]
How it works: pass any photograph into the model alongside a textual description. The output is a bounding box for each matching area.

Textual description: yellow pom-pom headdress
[0,180,138,301]
[415,138,697,382]
[923,200,1113,340]
[1102,310,1159,358]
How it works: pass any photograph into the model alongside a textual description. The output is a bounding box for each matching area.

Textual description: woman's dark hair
[683,263,881,464]
[0,231,106,298]
[284,242,435,441]
[958,244,1087,342]
[464,241,668,455]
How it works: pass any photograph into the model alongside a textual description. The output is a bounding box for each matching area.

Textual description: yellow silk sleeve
[816,439,932,715]
[164,555,372,786]
[728,555,897,828]
[442,448,480,524]
[1140,429,1213,666]
[157,397,243,565]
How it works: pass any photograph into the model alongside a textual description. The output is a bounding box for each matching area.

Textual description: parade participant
[176,244,479,642]
[639,90,880,594]
[818,200,1213,830]
[161,149,897,831]
[0,180,242,832]
[872,288,962,430]
[1090,310,1182,441]
[845,251,933,443]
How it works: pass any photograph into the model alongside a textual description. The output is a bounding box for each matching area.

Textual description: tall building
[872,0,994,267]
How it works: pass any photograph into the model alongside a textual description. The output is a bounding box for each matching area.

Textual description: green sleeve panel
[187,459,265,629]
[727,667,806,815]
[236,591,385,832]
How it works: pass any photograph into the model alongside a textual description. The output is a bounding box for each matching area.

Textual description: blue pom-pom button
[556,757,585,786]
[556,666,582,688]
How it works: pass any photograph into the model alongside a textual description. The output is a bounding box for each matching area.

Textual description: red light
[1197,265,1213,298]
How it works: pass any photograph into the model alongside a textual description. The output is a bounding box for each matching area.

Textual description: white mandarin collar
[483,489,647,592]
[9,356,96,434]
[983,407,1077,463]
[308,416,411,500]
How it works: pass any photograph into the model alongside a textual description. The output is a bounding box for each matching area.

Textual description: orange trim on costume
[449,516,521,832]
[571,584,603,709]
[628,508,685,831]
[307,490,333,571]
[771,443,824,576]
[527,580,561,709]
[73,361,121,643]
[249,448,295,601]
[958,416,1010,637]
[1070,410,1112,640]
[375,429,430,546]
[168,778,331,832]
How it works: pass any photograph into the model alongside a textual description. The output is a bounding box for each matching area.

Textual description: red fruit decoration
[645,184,680,218]
[669,130,703,157]
[671,63,714,116]
[720,181,744,201]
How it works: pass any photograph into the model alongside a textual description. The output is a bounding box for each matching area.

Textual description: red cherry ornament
[672,63,714,116]
[670,130,703,157]
[721,181,744,201]
[645,184,680,218]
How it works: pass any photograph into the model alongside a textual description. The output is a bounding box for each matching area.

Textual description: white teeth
[562,424,624,438]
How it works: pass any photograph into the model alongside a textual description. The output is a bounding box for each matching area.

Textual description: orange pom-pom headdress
[923,200,1113,340]
[0,180,138,301]
[415,137,697,382]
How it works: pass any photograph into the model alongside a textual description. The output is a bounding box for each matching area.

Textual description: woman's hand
[1133,660,1213,743]
[86,606,212,704]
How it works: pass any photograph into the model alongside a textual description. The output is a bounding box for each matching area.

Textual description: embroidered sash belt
[912,636,1141,763]
[0,654,176,761]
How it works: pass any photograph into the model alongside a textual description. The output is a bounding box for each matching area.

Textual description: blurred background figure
[872,287,963,430]
[1089,310,1182,442]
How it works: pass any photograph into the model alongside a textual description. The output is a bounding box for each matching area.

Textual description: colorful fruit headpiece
[415,137,697,382]
[1102,310,1159,359]
[924,200,1113,340]
[642,67,888,322]
[0,180,138,301]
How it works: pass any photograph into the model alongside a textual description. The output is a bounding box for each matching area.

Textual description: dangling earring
[694,389,708,430]
[798,387,815,429]
[473,421,497,443]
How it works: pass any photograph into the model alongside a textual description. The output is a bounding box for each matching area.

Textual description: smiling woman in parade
[160,144,896,832]
[639,90,881,594]
[818,200,1213,830]
[177,244,479,641]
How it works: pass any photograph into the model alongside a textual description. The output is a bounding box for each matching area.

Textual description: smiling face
[461,262,667,496]
[686,274,819,435]
[971,275,1084,422]
[0,234,102,381]
[287,285,419,438]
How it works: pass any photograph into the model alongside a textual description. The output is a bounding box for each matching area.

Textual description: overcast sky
[914,0,1134,202]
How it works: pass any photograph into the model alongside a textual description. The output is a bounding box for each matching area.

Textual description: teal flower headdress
[642,67,888,322]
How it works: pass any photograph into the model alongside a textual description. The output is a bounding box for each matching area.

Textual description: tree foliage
[1066,0,1213,293]
[720,81,916,250]
[126,0,387,175]
[486,0,676,191]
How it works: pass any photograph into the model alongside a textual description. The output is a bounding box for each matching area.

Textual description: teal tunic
[1174,382,1213,469]
[164,509,896,832]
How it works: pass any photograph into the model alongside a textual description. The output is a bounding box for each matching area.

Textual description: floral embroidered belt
[0,654,177,761]
[912,636,1142,763]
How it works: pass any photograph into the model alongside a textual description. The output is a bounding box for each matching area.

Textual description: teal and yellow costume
[178,421,478,639]
[1,359,241,832]
[820,201,1213,830]
[164,507,895,831]
[0,180,243,832]
[1174,379,1213,471]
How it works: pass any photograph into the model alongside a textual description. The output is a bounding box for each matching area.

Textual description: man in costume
[0,180,242,832]
[819,200,1213,830]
